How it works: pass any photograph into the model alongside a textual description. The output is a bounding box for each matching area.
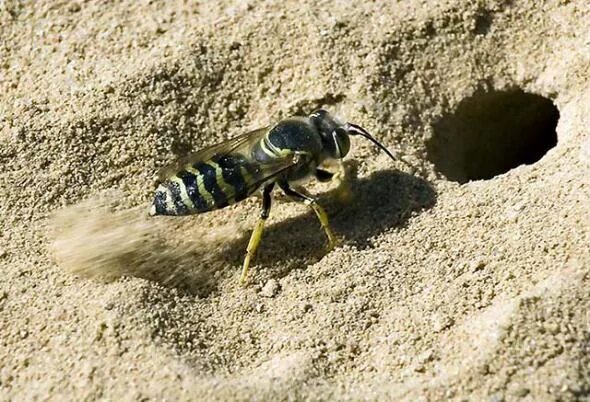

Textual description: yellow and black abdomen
[151,154,257,216]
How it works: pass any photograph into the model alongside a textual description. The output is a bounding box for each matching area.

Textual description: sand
[1,0,589,400]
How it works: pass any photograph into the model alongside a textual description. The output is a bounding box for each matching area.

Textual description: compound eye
[333,128,351,158]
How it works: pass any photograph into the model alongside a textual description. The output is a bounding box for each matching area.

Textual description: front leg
[315,168,334,182]
[278,181,337,251]
[316,162,352,203]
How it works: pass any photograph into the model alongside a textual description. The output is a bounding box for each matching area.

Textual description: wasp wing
[155,126,270,183]
[154,126,301,206]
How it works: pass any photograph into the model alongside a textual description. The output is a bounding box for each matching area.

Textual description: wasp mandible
[150,110,410,284]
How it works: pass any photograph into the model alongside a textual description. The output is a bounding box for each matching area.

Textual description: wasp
[150,110,410,284]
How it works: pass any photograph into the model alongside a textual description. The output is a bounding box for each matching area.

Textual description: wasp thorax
[310,109,351,159]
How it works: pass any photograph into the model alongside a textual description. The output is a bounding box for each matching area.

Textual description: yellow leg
[240,183,274,285]
[332,160,352,204]
[240,217,267,284]
[279,181,338,251]
[306,200,337,251]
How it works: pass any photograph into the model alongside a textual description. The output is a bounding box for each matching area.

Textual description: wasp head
[310,109,401,162]
[310,109,350,159]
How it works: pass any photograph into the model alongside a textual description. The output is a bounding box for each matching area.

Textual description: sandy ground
[1,0,589,400]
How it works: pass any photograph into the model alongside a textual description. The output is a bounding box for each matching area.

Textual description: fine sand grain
[1,1,589,400]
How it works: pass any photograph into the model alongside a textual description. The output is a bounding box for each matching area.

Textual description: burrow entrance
[426,89,559,183]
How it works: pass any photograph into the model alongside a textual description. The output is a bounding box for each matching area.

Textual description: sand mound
[0,1,588,400]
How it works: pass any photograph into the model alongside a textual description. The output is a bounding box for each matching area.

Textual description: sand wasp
[150,110,410,283]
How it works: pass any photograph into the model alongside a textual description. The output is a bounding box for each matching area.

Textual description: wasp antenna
[347,123,397,161]
[347,123,417,171]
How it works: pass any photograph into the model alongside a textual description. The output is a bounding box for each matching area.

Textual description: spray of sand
[48,192,247,292]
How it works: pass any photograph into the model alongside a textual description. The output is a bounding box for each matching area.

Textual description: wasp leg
[278,181,337,251]
[333,160,352,203]
[240,183,275,285]
[315,168,334,182]
[317,164,351,203]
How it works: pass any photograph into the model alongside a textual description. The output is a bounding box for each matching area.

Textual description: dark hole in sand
[427,89,559,183]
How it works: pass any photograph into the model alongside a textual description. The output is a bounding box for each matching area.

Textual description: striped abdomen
[151,154,258,216]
